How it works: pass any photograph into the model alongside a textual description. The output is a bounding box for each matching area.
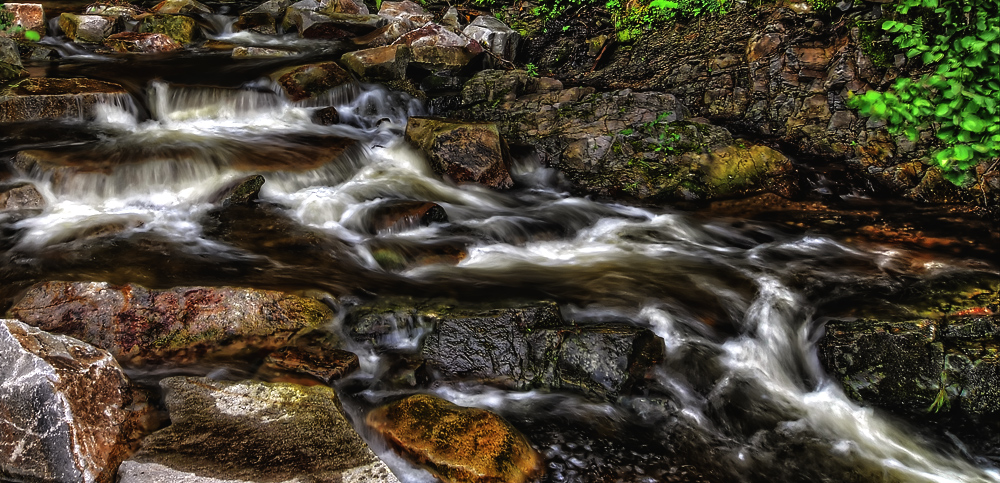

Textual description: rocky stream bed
[1,0,999,482]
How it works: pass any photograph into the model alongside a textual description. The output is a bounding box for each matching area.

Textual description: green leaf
[960,115,988,133]
[24,30,40,42]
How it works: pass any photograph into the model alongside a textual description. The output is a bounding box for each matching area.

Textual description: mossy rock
[138,14,198,45]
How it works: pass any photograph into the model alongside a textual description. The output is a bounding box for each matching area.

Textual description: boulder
[256,344,360,384]
[367,394,541,483]
[352,199,448,234]
[232,45,295,58]
[819,314,1000,419]
[281,0,320,31]
[0,181,44,210]
[350,20,413,48]
[6,281,334,365]
[84,2,144,20]
[233,0,293,34]
[0,37,27,84]
[103,31,182,53]
[318,0,368,15]
[440,6,460,32]
[311,106,339,125]
[0,319,143,483]
[0,77,128,123]
[366,238,468,271]
[58,13,118,43]
[293,11,384,39]
[137,14,197,45]
[377,1,431,25]
[340,44,410,81]
[404,117,514,189]
[208,174,265,205]
[392,23,484,71]
[119,377,399,483]
[268,61,351,102]
[0,3,45,38]
[462,15,520,62]
[150,0,212,14]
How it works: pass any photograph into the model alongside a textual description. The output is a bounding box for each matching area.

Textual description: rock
[340,44,411,81]
[392,23,484,71]
[293,11,384,39]
[281,0,320,31]
[119,377,399,483]
[7,281,334,365]
[208,174,265,205]
[269,61,352,102]
[311,106,339,125]
[0,3,46,38]
[404,117,514,189]
[0,77,128,123]
[354,199,448,234]
[440,6,460,32]
[103,31,182,53]
[138,14,198,45]
[367,394,542,483]
[463,15,520,62]
[377,1,431,25]
[0,319,143,483]
[0,37,27,83]
[150,0,212,14]
[233,0,292,34]
[58,13,118,43]
[351,20,414,48]
[318,0,368,15]
[819,314,1000,420]
[366,239,468,271]
[0,181,44,210]
[459,69,538,105]
[232,45,295,58]
[257,345,360,384]
[84,2,144,20]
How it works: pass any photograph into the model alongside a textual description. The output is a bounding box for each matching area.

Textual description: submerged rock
[0,319,143,483]
[269,61,352,102]
[58,13,119,43]
[341,44,411,81]
[104,31,182,53]
[366,238,468,271]
[7,281,334,365]
[405,117,513,189]
[257,344,360,384]
[209,174,265,205]
[119,377,399,483]
[0,77,128,123]
[367,393,542,483]
[138,14,198,45]
[353,199,448,234]
[311,105,340,125]
[232,45,295,58]
[0,181,44,210]
[0,3,46,38]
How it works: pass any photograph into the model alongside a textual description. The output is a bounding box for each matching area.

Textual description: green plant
[525,62,539,77]
[608,0,732,42]
[619,111,683,157]
[0,5,41,41]
[848,0,999,184]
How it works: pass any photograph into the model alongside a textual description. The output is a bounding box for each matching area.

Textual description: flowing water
[3,8,1000,482]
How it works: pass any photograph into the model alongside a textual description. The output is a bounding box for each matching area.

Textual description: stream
[2,3,1000,482]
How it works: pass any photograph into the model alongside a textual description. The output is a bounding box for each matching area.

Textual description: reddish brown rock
[257,345,360,384]
[319,0,368,15]
[377,1,431,25]
[404,117,514,189]
[104,31,182,53]
[0,3,46,38]
[6,281,334,365]
[392,23,484,71]
[0,319,145,483]
[364,199,447,233]
[340,44,411,80]
[367,394,542,483]
[0,181,44,210]
[350,20,413,48]
[0,77,128,123]
[150,0,212,14]
[367,239,468,271]
[269,61,352,102]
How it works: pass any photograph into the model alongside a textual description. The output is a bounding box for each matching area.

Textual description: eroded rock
[0,181,44,210]
[0,3,46,38]
[0,38,27,84]
[257,344,360,384]
[7,281,334,365]
[58,13,118,43]
[234,0,293,34]
[138,14,198,45]
[0,77,128,123]
[150,0,212,14]
[269,61,352,102]
[340,44,410,81]
[120,377,399,483]
[104,31,182,53]
[208,174,265,205]
[0,319,143,483]
[404,117,514,189]
[367,394,541,483]
[377,1,431,25]
[463,15,519,62]
[392,23,484,71]
[351,199,448,234]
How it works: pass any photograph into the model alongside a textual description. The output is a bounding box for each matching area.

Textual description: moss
[855,19,894,68]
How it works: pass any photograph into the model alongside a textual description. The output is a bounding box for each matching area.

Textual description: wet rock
[350,20,414,48]
[257,344,360,384]
[0,319,143,483]
[232,45,295,58]
[138,14,198,45]
[119,377,399,483]
[405,117,514,189]
[233,0,293,34]
[459,69,539,105]
[7,281,334,365]
[319,0,368,15]
[0,3,46,38]
[0,77,128,123]
[103,31,182,53]
[366,238,467,271]
[462,15,520,62]
[819,314,1000,420]
[440,6,460,32]
[356,199,448,234]
[209,174,265,205]
[367,394,542,483]
[377,1,431,25]
[0,181,44,210]
[0,37,27,84]
[392,23,484,71]
[311,106,339,125]
[84,2,144,20]
[58,13,118,43]
[269,61,351,102]
[150,0,212,14]
[340,44,411,81]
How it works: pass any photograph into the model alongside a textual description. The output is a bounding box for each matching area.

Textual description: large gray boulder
[58,13,118,43]
[0,319,142,483]
[119,377,399,483]
[462,15,520,62]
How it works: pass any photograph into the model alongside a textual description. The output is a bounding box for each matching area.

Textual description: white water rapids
[2,78,998,483]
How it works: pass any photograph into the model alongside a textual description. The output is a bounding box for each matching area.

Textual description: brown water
[3,3,1000,481]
